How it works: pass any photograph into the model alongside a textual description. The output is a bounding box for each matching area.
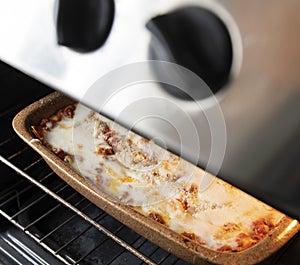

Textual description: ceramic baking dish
[12,92,300,265]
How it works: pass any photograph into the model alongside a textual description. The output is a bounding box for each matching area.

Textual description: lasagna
[32,103,284,252]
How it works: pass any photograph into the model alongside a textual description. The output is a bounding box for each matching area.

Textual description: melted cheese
[44,104,284,251]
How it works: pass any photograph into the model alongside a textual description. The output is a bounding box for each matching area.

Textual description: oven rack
[0,107,187,265]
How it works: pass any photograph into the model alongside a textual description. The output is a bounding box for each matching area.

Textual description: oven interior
[0,60,299,265]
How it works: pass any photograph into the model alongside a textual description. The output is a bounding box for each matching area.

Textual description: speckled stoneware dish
[13,92,300,265]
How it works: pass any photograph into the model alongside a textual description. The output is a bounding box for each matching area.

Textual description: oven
[0,1,300,264]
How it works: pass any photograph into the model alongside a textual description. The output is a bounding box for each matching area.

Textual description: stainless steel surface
[0,0,300,185]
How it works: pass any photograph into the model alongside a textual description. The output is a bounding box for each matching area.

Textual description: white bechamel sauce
[44,104,284,250]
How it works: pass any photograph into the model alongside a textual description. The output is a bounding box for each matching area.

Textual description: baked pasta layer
[32,103,284,252]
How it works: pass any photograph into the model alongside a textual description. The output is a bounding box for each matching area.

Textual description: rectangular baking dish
[12,92,300,265]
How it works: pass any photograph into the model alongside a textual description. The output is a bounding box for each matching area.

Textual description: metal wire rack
[0,103,189,265]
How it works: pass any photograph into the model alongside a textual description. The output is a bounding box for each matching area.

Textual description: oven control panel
[0,0,300,219]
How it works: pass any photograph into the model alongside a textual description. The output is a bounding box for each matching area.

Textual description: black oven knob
[147,7,233,99]
[56,0,114,52]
